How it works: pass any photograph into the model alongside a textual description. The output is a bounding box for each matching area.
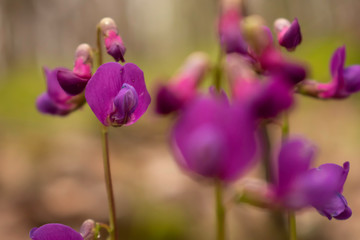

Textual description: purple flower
[225,54,294,119]
[155,52,210,114]
[260,48,307,85]
[30,223,83,240]
[313,46,360,99]
[218,7,248,55]
[274,18,302,51]
[36,67,85,116]
[85,62,151,127]
[171,95,256,182]
[274,138,351,220]
[99,17,126,62]
[57,44,93,95]
[250,75,294,119]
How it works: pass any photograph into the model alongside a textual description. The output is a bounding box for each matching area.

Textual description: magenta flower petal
[251,76,294,119]
[317,46,346,98]
[44,67,72,104]
[30,223,83,240]
[155,85,182,114]
[276,138,316,198]
[344,65,360,93]
[171,96,256,182]
[85,62,151,127]
[57,69,89,95]
[36,93,70,116]
[316,193,352,220]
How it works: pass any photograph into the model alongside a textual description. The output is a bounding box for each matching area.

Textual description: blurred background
[0,0,360,239]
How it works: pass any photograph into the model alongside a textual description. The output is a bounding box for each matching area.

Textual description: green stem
[259,123,273,183]
[214,47,224,91]
[96,25,103,67]
[282,111,289,141]
[215,181,226,240]
[101,125,118,240]
[288,212,297,240]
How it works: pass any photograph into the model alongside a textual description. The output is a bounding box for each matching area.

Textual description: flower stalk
[101,125,118,240]
[96,25,103,66]
[215,180,226,240]
[288,212,297,240]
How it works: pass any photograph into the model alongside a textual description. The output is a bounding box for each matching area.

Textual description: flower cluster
[34,17,151,239]
[154,0,354,226]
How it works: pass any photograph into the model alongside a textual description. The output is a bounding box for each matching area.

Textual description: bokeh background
[0,0,360,239]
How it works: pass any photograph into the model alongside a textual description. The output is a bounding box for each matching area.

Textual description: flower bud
[73,43,93,78]
[274,18,302,51]
[242,15,272,55]
[99,17,126,62]
[80,219,96,240]
[218,3,248,55]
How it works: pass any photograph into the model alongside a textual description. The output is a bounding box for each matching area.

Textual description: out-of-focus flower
[36,67,86,116]
[99,17,126,62]
[30,223,83,240]
[274,138,351,220]
[155,52,210,114]
[218,0,248,55]
[260,48,307,85]
[226,54,294,119]
[57,43,93,95]
[274,18,302,51]
[298,46,360,99]
[250,75,294,119]
[171,95,256,182]
[85,62,151,127]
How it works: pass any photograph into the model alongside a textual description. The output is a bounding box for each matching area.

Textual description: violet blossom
[99,17,126,62]
[298,46,360,99]
[274,138,351,220]
[155,52,210,114]
[171,94,256,182]
[57,43,93,95]
[274,18,302,51]
[36,67,86,116]
[85,62,151,127]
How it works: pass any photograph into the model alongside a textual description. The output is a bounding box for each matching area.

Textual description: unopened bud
[80,219,96,240]
[99,17,118,34]
[274,18,302,51]
[242,15,272,54]
[99,17,126,62]
[75,43,93,66]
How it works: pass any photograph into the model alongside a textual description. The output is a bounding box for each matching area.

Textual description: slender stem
[215,180,226,240]
[259,123,273,183]
[282,111,289,141]
[101,125,118,240]
[288,212,297,240]
[96,25,103,67]
[214,47,224,91]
